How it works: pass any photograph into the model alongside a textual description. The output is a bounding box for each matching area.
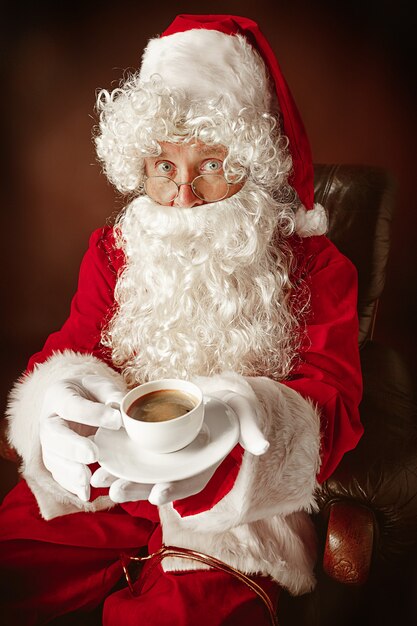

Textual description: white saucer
[94,396,239,483]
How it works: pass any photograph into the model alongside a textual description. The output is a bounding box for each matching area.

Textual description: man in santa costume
[0,14,363,626]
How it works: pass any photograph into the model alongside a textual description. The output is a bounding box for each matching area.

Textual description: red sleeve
[284,235,363,482]
[26,227,122,372]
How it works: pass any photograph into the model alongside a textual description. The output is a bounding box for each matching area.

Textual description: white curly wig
[94,30,295,204]
[94,28,316,384]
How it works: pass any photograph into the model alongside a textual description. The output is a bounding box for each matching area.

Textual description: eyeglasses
[143,174,230,204]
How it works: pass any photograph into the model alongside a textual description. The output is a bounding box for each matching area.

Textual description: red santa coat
[6,226,363,595]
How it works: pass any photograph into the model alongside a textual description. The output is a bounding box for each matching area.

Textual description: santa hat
[139,14,327,237]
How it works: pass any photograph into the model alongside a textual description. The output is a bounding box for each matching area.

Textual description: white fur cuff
[158,376,322,593]
[6,350,126,519]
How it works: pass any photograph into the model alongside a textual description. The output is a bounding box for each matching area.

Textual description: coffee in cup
[126,389,198,423]
[119,379,204,454]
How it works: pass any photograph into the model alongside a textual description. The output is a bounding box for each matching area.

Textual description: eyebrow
[156,144,226,158]
[197,144,226,156]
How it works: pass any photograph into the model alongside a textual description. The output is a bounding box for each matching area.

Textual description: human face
[143,142,244,208]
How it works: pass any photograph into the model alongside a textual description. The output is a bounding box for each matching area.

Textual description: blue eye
[157,161,174,175]
[202,159,222,173]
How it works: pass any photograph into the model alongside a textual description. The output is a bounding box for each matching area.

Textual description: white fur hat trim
[139,29,271,113]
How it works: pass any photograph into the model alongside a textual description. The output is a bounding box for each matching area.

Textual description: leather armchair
[1,165,416,626]
[278,165,417,626]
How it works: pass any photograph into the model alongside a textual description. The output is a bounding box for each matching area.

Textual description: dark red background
[0,2,416,620]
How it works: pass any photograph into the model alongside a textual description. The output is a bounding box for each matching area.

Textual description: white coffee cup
[119,379,204,454]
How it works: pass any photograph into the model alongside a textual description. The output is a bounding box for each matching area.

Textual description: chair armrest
[317,341,417,580]
[323,501,374,584]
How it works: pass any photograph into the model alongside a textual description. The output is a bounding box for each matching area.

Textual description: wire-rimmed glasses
[143,174,231,204]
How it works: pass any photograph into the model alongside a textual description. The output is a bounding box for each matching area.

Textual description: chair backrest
[314,164,395,347]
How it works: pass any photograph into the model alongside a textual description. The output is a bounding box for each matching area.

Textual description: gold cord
[120,545,279,626]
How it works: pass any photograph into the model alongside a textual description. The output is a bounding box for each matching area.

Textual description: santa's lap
[0,480,279,625]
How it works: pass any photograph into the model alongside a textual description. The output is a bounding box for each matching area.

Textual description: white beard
[102,183,299,386]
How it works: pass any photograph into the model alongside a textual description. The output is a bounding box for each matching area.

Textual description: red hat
[160,14,314,212]
[97,14,327,236]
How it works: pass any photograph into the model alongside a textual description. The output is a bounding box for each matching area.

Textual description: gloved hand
[40,375,124,501]
[91,461,225,506]
[203,388,269,456]
[192,372,270,456]
[91,377,269,506]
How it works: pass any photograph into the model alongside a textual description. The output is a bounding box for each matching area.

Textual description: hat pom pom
[294,204,328,237]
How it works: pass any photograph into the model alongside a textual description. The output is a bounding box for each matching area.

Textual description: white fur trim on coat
[158,373,322,594]
[294,203,328,237]
[6,350,127,520]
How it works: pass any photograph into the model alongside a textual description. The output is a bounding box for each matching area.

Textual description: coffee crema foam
[127,389,197,422]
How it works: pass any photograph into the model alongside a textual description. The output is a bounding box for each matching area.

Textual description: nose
[174,182,204,208]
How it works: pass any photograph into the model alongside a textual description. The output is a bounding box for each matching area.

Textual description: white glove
[91,461,224,506]
[193,372,269,455]
[91,376,268,506]
[40,374,124,501]
[205,389,269,456]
